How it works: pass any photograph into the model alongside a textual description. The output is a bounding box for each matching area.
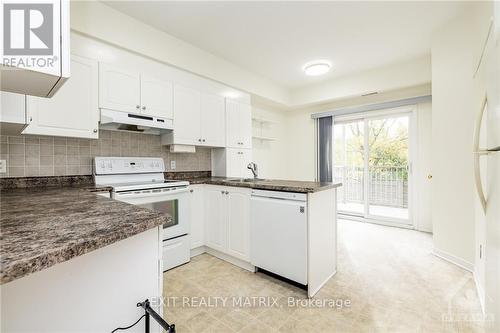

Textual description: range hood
[100,109,173,135]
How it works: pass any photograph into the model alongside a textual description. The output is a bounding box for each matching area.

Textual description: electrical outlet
[0,160,6,173]
[170,160,176,170]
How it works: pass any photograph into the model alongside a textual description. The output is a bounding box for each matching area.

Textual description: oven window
[138,199,178,228]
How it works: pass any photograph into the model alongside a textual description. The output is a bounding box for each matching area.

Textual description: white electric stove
[94,157,191,271]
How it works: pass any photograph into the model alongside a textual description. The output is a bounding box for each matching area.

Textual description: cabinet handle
[198,139,202,142]
[225,191,229,195]
[202,139,206,142]
[190,189,194,193]
[93,129,98,133]
[221,190,225,194]
[142,106,146,110]
[136,105,140,109]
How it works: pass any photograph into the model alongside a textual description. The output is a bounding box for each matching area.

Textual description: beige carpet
[163,220,487,332]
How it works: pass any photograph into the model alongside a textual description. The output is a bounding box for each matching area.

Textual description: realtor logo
[3,3,53,55]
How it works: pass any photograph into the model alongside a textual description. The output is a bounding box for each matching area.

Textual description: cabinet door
[225,99,241,148]
[24,55,99,139]
[226,188,251,261]
[239,149,254,179]
[189,185,205,249]
[173,85,201,145]
[239,102,252,148]
[99,63,140,113]
[140,75,173,119]
[200,93,225,147]
[225,148,243,178]
[205,186,227,252]
[226,100,252,149]
[0,92,26,124]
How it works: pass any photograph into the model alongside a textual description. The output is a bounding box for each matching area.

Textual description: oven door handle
[114,187,189,198]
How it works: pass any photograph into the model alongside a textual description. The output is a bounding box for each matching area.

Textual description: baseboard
[338,214,414,230]
[473,270,486,315]
[432,248,474,272]
[190,245,255,272]
[205,247,255,272]
[415,226,433,233]
[190,246,206,258]
[308,269,337,298]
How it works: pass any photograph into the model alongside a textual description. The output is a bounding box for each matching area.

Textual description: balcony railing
[333,166,408,208]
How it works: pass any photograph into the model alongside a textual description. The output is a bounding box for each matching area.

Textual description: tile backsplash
[0,130,211,178]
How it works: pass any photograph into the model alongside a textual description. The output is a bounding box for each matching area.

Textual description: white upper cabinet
[226,99,252,149]
[23,55,99,139]
[172,84,201,145]
[99,63,141,113]
[140,75,173,119]
[0,0,70,97]
[0,92,27,136]
[0,92,26,124]
[212,148,253,178]
[99,63,173,119]
[161,85,225,147]
[200,93,225,147]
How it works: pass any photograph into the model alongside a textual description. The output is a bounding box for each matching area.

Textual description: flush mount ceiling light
[303,60,332,76]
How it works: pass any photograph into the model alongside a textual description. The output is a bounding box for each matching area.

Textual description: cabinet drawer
[162,235,190,271]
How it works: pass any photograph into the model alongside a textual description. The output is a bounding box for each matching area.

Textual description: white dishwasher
[250,189,308,285]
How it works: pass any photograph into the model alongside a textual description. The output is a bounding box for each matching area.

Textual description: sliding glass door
[333,111,412,225]
[333,119,365,216]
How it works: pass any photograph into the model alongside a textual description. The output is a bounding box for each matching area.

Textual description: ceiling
[103,1,467,89]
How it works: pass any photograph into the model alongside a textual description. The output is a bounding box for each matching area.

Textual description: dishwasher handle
[251,189,307,202]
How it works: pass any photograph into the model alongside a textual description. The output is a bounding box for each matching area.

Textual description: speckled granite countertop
[183,177,341,193]
[0,186,171,285]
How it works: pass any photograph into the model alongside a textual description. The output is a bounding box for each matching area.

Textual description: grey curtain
[318,116,333,182]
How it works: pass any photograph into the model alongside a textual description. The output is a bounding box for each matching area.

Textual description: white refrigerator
[473,7,500,331]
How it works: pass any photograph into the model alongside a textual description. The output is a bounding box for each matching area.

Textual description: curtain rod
[310,95,432,119]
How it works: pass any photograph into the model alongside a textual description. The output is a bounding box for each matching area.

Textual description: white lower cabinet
[189,185,205,249]
[226,187,251,261]
[203,185,251,261]
[205,186,228,252]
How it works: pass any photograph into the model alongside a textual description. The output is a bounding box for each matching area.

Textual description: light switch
[0,160,6,173]
[170,160,176,170]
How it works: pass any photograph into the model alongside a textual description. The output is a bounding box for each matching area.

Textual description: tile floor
[163,220,488,332]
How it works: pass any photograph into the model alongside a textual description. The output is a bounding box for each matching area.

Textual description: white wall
[430,2,493,268]
[71,1,290,105]
[251,106,288,179]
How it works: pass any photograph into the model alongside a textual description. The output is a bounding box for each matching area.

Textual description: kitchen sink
[223,178,266,183]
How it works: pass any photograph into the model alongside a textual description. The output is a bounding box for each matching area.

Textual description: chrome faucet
[247,162,258,179]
